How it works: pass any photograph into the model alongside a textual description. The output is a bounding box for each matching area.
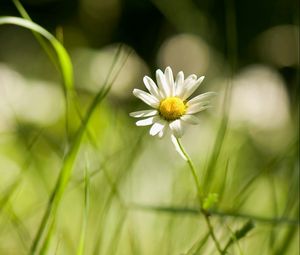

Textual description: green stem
[203,214,224,254]
[176,138,203,202]
[176,138,224,254]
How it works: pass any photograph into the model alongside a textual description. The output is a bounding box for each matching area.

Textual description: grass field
[0,0,299,254]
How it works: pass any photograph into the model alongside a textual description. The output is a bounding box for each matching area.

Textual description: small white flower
[130,67,215,138]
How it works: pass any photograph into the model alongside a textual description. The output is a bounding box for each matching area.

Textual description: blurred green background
[0,0,299,254]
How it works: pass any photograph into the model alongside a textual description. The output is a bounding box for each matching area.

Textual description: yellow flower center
[159,97,186,121]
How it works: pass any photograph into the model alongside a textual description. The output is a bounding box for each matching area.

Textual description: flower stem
[176,138,224,254]
[176,138,203,203]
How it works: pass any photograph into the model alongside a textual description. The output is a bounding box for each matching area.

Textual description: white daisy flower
[130,66,216,138]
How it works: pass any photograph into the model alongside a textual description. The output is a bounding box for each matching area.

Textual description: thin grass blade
[11,0,59,70]
[29,44,129,254]
[76,166,90,255]
[0,16,73,91]
[185,232,210,255]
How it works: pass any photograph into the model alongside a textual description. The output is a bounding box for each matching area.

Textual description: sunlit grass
[0,1,299,255]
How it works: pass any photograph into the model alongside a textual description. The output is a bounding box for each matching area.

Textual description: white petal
[158,124,169,138]
[129,110,158,118]
[136,116,156,126]
[186,104,211,114]
[133,89,159,108]
[180,76,205,100]
[176,74,197,97]
[158,129,165,138]
[187,92,217,105]
[156,69,170,97]
[164,67,175,96]
[149,121,166,136]
[143,76,161,99]
[175,71,184,96]
[169,119,184,138]
[181,115,201,125]
[171,135,187,161]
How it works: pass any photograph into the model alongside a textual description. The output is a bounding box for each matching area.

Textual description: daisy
[130,67,215,138]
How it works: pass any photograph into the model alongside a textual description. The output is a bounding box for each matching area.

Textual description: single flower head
[130,67,216,138]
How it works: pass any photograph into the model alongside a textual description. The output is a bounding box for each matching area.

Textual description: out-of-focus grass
[0,17,73,92]
[0,1,299,255]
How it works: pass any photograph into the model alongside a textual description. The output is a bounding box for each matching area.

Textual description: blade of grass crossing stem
[185,232,210,255]
[223,224,244,255]
[222,220,254,254]
[11,0,58,70]
[76,166,90,255]
[29,45,128,254]
[0,17,73,91]
[132,204,200,215]
[131,204,299,225]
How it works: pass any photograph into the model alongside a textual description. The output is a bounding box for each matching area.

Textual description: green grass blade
[39,218,56,255]
[132,204,200,215]
[217,159,230,203]
[0,16,73,91]
[11,0,74,141]
[106,213,127,255]
[76,165,90,255]
[274,224,298,255]
[11,0,59,70]
[29,44,128,254]
[91,132,144,254]
[222,220,255,254]
[131,204,299,226]
[5,203,31,251]
[185,232,210,255]
[0,178,21,214]
[274,199,299,255]
[203,116,228,192]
